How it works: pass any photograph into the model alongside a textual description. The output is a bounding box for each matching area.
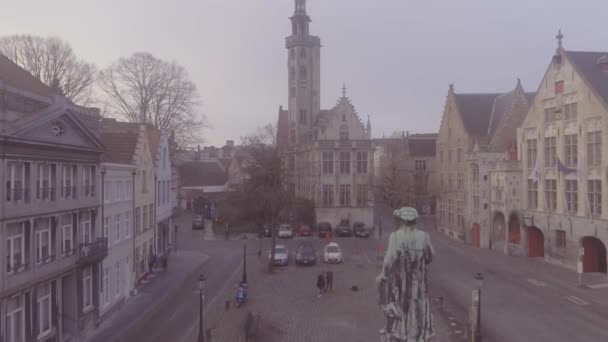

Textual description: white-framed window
[587,131,602,167]
[415,160,426,171]
[564,134,578,167]
[322,152,334,174]
[565,180,578,214]
[6,222,25,274]
[6,293,25,342]
[7,162,28,202]
[339,152,351,174]
[528,179,538,210]
[83,266,93,311]
[62,164,76,199]
[588,180,602,217]
[36,163,53,201]
[35,220,52,264]
[37,282,52,338]
[339,184,351,207]
[322,184,334,207]
[355,184,367,206]
[544,137,557,167]
[544,179,557,211]
[124,212,131,239]
[114,214,121,243]
[83,165,95,197]
[564,102,578,121]
[81,215,92,244]
[62,218,74,256]
[103,266,109,305]
[527,139,537,169]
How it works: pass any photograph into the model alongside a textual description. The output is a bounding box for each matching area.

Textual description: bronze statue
[377,207,435,341]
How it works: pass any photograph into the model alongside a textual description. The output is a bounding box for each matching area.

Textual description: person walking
[325,271,333,292]
[316,273,325,298]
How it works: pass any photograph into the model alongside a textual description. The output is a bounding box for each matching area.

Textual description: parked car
[318,222,333,238]
[268,244,289,266]
[258,224,272,238]
[278,224,294,239]
[336,220,352,237]
[298,224,313,236]
[353,222,370,238]
[323,242,343,263]
[295,242,317,266]
[192,215,204,230]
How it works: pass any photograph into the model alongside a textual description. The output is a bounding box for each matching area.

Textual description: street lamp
[474,272,484,342]
[242,234,248,284]
[198,274,206,342]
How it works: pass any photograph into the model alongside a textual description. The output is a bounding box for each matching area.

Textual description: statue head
[393,207,419,227]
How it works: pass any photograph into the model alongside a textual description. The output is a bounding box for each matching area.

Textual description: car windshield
[354,224,364,230]
[279,226,290,231]
[275,247,286,254]
[326,246,340,253]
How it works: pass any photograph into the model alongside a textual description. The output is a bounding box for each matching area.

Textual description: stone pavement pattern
[198,249,466,342]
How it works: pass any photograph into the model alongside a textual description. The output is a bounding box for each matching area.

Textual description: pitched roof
[179,161,228,187]
[454,93,501,137]
[566,50,608,107]
[407,135,437,157]
[147,128,161,166]
[0,52,55,98]
[100,132,139,164]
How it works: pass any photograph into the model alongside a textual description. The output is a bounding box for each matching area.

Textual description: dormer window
[597,55,608,71]
[339,125,349,141]
[554,80,564,94]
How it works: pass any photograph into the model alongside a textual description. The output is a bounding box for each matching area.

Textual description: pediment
[12,111,103,149]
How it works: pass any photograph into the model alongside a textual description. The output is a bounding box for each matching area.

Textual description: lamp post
[198,274,206,342]
[474,272,484,342]
[242,234,248,284]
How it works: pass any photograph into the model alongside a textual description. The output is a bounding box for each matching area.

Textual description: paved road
[367,201,608,342]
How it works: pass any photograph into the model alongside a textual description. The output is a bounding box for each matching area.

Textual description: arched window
[339,125,349,141]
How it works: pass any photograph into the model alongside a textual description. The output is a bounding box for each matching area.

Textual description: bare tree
[98,52,207,148]
[379,156,413,210]
[0,34,97,105]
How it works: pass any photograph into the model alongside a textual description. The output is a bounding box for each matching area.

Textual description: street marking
[587,282,608,289]
[565,295,589,305]
[527,278,546,287]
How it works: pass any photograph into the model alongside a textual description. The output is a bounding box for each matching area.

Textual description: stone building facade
[0,54,107,341]
[279,0,374,228]
[518,38,608,273]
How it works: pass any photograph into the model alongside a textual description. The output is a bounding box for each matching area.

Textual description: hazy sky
[2,0,608,146]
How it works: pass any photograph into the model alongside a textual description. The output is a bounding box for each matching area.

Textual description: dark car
[295,242,317,266]
[336,220,352,237]
[353,222,370,238]
[317,222,332,238]
[192,215,204,230]
[298,224,312,237]
[258,224,272,238]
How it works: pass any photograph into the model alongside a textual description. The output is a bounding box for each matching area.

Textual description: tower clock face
[51,121,64,136]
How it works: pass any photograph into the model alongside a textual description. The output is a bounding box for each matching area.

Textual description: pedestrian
[325,271,333,292]
[316,273,325,298]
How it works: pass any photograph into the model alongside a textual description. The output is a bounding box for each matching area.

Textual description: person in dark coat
[316,273,325,297]
[325,271,333,292]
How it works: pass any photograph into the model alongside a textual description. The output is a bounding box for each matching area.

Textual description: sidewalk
[85,250,208,342]
[194,252,467,342]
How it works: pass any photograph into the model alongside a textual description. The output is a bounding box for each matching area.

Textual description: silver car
[269,244,289,266]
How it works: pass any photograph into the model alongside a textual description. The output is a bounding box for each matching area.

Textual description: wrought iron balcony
[77,238,108,265]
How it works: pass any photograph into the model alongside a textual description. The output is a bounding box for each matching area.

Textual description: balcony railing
[6,260,29,275]
[6,187,30,203]
[77,238,108,265]
[36,187,56,201]
[84,185,96,197]
[61,186,77,199]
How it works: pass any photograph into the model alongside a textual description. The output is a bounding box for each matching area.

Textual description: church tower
[286,0,321,145]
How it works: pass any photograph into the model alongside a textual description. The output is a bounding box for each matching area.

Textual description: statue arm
[424,231,435,264]
[379,231,398,280]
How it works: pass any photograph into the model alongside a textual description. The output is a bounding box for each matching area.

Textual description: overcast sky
[2,0,608,146]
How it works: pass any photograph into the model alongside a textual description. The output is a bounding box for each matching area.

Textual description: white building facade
[152,131,176,255]
[100,163,135,318]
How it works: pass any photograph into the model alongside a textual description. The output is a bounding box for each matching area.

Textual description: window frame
[37,283,52,338]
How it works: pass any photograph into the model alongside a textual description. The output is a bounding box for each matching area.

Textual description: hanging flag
[557,158,576,174]
[528,159,540,182]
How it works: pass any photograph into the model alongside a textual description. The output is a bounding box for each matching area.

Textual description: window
[555,230,567,248]
[103,267,109,305]
[141,170,148,193]
[37,283,52,337]
[6,294,24,342]
[565,180,578,214]
[143,206,148,231]
[339,184,351,206]
[471,164,480,183]
[83,266,93,310]
[544,137,557,167]
[62,218,73,256]
[564,102,578,121]
[355,184,367,206]
[356,152,368,174]
[135,207,141,234]
[588,180,602,217]
[339,152,351,174]
[35,221,51,264]
[473,195,480,210]
[124,212,131,239]
[36,163,54,200]
[526,139,537,168]
[415,160,426,171]
[544,107,557,122]
[6,223,25,274]
[299,109,307,124]
[528,179,538,209]
[299,65,307,80]
[322,185,334,207]
[81,215,91,244]
[457,173,464,190]
[544,179,557,211]
[457,148,463,162]
[115,214,121,243]
[555,80,564,94]
[564,135,578,167]
[339,125,349,141]
[6,162,27,202]
[587,131,602,167]
[322,152,334,174]
[83,165,95,197]
[62,164,76,199]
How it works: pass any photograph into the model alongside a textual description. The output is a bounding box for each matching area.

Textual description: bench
[243,312,261,341]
